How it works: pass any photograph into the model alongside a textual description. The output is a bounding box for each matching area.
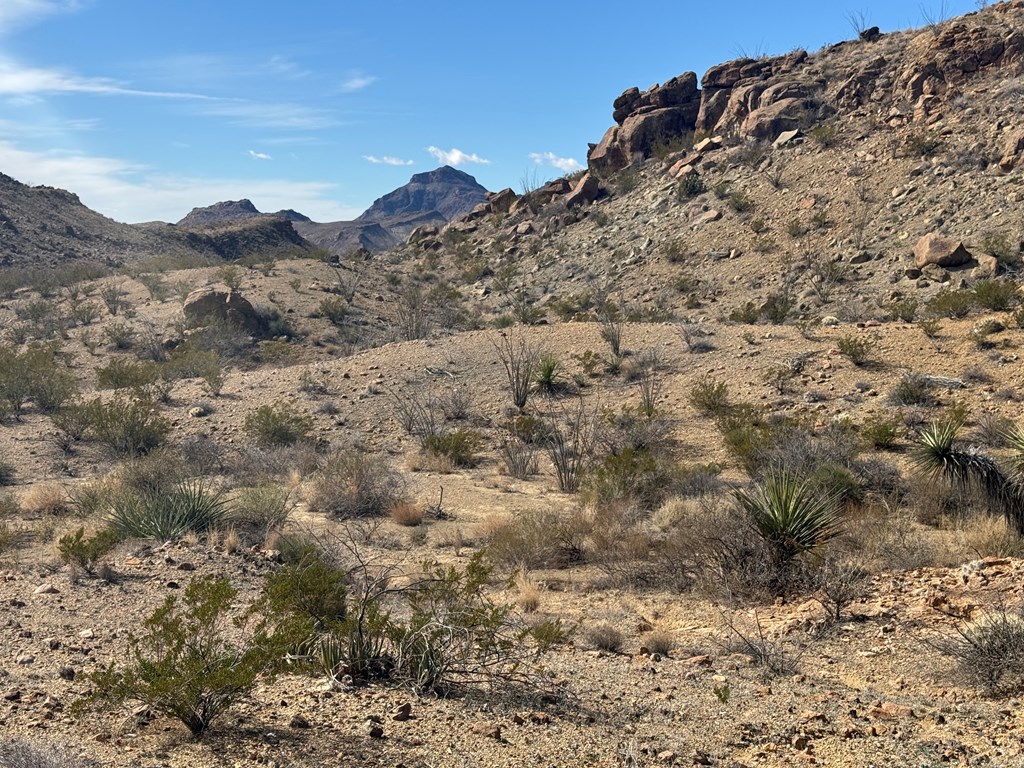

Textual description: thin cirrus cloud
[248,150,272,160]
[364,155,413,166]
[529,151,583,172]
[427,146,490,166]
[0,0,77,35]
[0,57,213,99]
[340,73,377,92]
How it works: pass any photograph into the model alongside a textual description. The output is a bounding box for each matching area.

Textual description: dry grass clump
[514,569,541,613]
[479,508,588,571]
[584,622,624,653]
[307,450,406,519]
[21,483,71,517]
[936,607,1024,695]
[390,501,424,527]
[643,629,676,657]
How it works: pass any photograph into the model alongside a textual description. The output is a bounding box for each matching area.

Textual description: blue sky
[0,0,982,223]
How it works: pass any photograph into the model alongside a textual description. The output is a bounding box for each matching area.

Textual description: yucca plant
[913,419,1024,536]
[734,473,843,567]
[108,481,228,541]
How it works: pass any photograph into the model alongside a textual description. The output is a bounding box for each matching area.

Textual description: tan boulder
[565,173,600,209]
[740,98,808,140]
[486,187,517,214]
[912,233,973,269]
[998,129,1024,171]
[182,288,262,334]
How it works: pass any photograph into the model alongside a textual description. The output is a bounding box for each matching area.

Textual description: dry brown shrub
[21,483,70,517]
[391,501,424,527]
[514,569,541,613]
[644,629,676,656]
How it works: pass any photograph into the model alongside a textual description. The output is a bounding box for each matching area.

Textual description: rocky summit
[357,165,488,222]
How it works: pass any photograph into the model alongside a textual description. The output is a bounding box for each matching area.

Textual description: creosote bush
[244,404,312,446]
[936,607,1024,695]
[86,576,291,736]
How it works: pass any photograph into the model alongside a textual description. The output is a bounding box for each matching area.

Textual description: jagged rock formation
[588,0,1024,174]
[177,199,263,227]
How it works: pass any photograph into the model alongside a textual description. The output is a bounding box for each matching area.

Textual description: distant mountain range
[0,165,488,270]
[177,165,488,255]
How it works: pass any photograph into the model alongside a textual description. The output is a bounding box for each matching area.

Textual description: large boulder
[487,187,518,214]
[182,288,262,334]
[912,233,973,269]
[740,98,809,140]
[565,173,601,209]
[999,129,1024,171]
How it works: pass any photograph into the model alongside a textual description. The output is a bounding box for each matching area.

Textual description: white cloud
[364,155,413,166]
[340,73,377,92]
[529,151,583,172]
[248,150,272,160]
[199,99,335,130]
[266,55,310,80]
[0,57,213,99]
[427,146,490,166]
[0,139,363,224]
[0,0,79,36]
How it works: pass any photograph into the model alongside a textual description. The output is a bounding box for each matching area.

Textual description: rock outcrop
[182,288,263,334]
[912,233,974,269]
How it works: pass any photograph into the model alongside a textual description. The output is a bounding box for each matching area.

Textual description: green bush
[58,526,121,574]
[85,395,170,457]
[689,376,732,417]
[533,354,561,394]
[308,450,406,519]
[423,429,481,468]
[927,289,974,319]
[888,297,919,322]
[108,481,228,541]
[87,576,290,736]
[761,291,793,324]
[230,484,292,539]
[727,191,753,212]
[837,335,874,366]
[96,359,159,390]
[862,415,902,450]
[729,301,761,324]
[244,404,312,446]
[318,296,349,326]
[973,279,1018,312]
[677,173,706,200]
[0,344,77,417]
[582,448,668,508]
[888,372,933,406]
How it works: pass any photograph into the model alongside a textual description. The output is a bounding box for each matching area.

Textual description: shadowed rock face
[177,200,262,227]
[356,166,488,223]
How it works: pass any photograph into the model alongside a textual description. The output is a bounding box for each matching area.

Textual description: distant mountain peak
[356,166,488,223]
[177,199,261,227]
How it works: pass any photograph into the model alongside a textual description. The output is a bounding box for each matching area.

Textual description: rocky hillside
[0,174,314,275]
[357,165,488,222]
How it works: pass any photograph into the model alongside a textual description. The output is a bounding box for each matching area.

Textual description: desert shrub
[689,376,732,418]
[96,359,159,390]
[533,353,562,395]
[905,130,942,157]
[584,623,624,653]
[888,297,919,322]
[761,290,793,324]
[888,372,934,406]
[862,414,902,450]
[492,331,538,410]
[644,629,675,656]
[597,299,624,357]
[230,484,292,540]
[729,301,762,324]
[498,433,539,479]
[85,395,170,457]
[735,473,844,569]
[727,190,753,212]
[392,389,446,444]
[582,448,671,509]
[423,429,481,468]
[811,560,871,624]
[0,739,100,768]
[547,401,596,493]
[927,288,974,319]
[677,172,706,200]
[162,346,224,394]
[244,404,312,446]
[837,334,874,366]
[808,123,839,147]
[87,576,291,736]
[979,230,1019,265]
[308,450,406,519]
[108,481,228,541]
[58,526,121,574]
[318,296,349,326]
[936,608,1024,695]
[0,344,77,417]
[482,508,587,570]
[973,279,1018,311]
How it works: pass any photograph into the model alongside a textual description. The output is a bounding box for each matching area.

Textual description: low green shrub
[58,526,121,574]
[244,404,312,446]
[927,288,974,319]
[973,279,1018,312]
[423,429,481,468]
[85,395,170,457]
[86,576,291,736]
[837,335,874,366]
[96,359,159,390]
[677,173,707,200]
[689,376,732,418]
[308,450,406,519]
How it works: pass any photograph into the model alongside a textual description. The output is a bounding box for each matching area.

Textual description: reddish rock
[912,233,973,268]
[998,128,1024,171]
[565,173,600,208]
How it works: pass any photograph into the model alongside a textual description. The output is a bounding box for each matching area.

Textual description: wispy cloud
[364,155,413,166]
[340,72,377,92]
[427,146,490,166]
[0,0,79,36]
[248,150,272,160]
[529,151,583,173]
[199,99,335,130]
[0,139,364,224]
[266,55,310,80]
[0,57,214,99]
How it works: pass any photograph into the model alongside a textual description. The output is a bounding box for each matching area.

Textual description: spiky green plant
[734,473,843,567]
[913,419,1024,536]
[108,481,228,541]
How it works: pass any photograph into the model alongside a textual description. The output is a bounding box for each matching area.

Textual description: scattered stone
[33,583,58,595]
[471,721,502,740]
[289,713,310,729]
[366,720,385,739]
[391,702,412,722]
